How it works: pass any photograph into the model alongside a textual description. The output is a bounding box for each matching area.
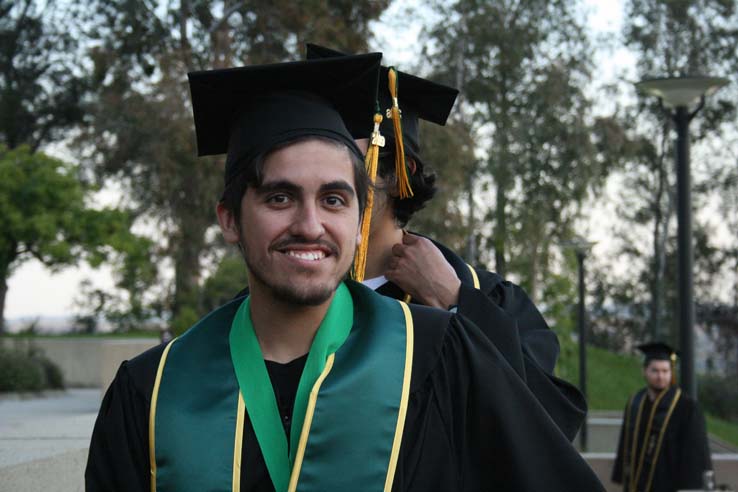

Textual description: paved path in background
[0,389,99,468]
[0,392,735,492]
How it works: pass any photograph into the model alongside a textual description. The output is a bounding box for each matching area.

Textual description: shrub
[0,345,65,392]
[38,355,65,389]
[0,347,45,392]
[699,373,738,421]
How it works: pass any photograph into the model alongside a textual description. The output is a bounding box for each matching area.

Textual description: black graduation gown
[376,235,587,441]
[611,388,712,492]
[86,303,604,492]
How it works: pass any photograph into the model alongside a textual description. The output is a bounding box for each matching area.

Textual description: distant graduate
[612,342,712,492]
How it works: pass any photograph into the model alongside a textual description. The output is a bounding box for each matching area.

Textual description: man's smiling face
[220,138,361,306]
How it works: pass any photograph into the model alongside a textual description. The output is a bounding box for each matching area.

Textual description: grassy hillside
[556,344,738,448]
[557,345,643,411]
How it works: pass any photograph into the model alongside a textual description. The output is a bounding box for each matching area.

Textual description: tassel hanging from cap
[670,352,677,386]
[352,112,385,282]
[386,67,413,199]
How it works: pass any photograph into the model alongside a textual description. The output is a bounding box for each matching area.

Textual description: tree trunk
[0,244,16,335]
[494,177,508,277]
[0,275,7,335]
[171,181,211,320]
[528,231,540,304]
[650,157,665,340]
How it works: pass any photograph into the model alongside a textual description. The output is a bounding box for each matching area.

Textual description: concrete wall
[1,337,159,388]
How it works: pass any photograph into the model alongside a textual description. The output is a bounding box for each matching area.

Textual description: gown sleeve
[611,403,628,484]
[676,398,712,489]
[396,307,605,492]
[85,344,163,492]
[456,271,587,441]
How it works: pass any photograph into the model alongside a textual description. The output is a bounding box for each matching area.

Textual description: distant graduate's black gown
[86,302,604,492]
[611,388,712,492]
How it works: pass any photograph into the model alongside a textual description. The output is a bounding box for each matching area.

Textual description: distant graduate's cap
[188,53,383,186]
[305,44,459,197]
[637,342,678,363]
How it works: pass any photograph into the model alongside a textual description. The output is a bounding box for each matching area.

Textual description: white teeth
[286,250,326,261]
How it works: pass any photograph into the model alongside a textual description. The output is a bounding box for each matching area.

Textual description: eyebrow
[256,179,355,197]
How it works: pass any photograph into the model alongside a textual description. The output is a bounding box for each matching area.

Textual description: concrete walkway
[0,389,100,492]
[1,391,736,491]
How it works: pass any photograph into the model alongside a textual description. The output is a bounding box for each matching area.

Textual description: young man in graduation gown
[612,342,712,492]
[301,44,587,441]
[85,54,604,492]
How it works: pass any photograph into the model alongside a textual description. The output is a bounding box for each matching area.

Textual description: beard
[646,380,670,393]
[240,236,350,306]
[247,260,341,306]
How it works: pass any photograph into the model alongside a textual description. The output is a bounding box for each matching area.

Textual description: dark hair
[220,135,369,222]
[377,147,437,228]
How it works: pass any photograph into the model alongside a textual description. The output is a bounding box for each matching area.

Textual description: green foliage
[0,145,153,332]
[705,415,738,448]
[0,146,133,269]
[0,0,87,150]
[78,0,391,324]
[419,0,613,306]
[200,254,249,314]
[625,0,738,136]
[0,346,44,391]
[591,0,738,349]
[171,305,200,337]
[36,353,64,389]
[557,345,644,411]
[0,345,64,392]
[411,120,477,253]
[699,373,738,421]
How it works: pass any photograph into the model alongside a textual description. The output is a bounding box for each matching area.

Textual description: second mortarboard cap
[305,44,459,161]
[188,53,382,186]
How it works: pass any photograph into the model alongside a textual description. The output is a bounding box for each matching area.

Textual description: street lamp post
[576,248,587,452]
[635,76,728,400]
[563,237,594,451]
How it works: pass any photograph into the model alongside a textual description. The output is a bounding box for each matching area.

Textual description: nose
[289,201,325,240]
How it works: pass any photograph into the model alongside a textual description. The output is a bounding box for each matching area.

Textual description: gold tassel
[352,112,385,282]
[670,352,677,386]
[386,67,413,198]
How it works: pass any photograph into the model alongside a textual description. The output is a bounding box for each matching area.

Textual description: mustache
[271,237,339,256]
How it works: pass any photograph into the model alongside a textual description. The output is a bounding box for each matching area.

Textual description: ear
[407,158,417,176]
[216,202,240,244]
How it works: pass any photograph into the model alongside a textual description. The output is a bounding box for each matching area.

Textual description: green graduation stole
[149,281,413,492]
[622,386,682,492]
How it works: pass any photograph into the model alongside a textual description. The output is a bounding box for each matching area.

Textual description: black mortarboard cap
[188,53,382,185]
[305,44,459,160]
[637,342,678,363]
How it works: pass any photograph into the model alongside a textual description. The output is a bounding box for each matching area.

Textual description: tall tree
[0,145,149,333]
[0,0,86,150]
[419,0,610,302]
[605,0,738,342]
[78,0,391,325]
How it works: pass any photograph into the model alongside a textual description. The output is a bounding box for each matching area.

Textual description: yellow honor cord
[353,112,384,282]
[387,68,413,199]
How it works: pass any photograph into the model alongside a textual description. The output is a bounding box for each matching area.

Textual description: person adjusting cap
[305,44,459,197]
[304,44,458,280]
[188,53,383,186]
